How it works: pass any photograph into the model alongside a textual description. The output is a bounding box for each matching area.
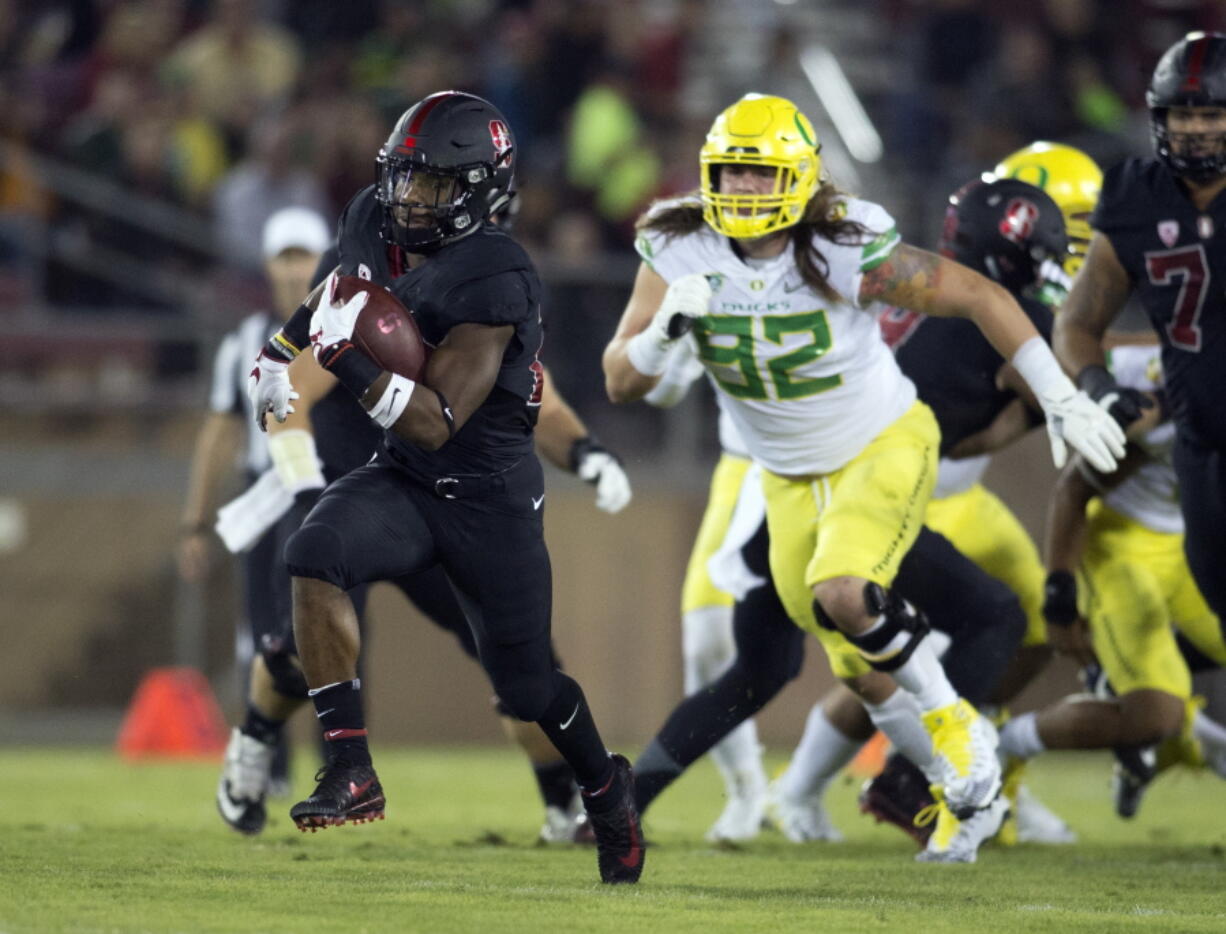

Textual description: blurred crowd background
[4,0,1226,738]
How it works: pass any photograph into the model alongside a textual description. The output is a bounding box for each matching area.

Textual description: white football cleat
[915,793,1008,864]
[538,791,585,844]
[765,781,843,843]
[216,727,275,835]
[922,699,1002,817]
[705,781,767,842]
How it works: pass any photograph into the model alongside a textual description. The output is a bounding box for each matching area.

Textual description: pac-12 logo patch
[1158,220,1179,247]
[999,198,1039,245]
[357,263,373,281]
[489,120,513,166]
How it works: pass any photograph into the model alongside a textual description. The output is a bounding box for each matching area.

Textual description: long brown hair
[636,184,875,304]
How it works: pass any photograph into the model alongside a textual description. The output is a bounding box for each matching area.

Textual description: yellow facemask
[700,94,822,240]
[993,142,1102,277]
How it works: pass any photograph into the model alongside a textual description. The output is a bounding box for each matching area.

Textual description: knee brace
[283,522,348,589]
[843,582,931,673]
[259,635,310,699]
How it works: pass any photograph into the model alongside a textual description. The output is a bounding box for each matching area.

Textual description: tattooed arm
[1053,233,1132,376]
[859,243,1041,361]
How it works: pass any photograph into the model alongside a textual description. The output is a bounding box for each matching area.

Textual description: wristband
[626,328,672,376]
[568,436,616,474]
[1042,570,1079,627]
[267,429,325,494]
[322,341,382,398]
[1012,336,1073,401]
[435,388,456,439]
[368,373,415,429]
[280,303,312,356]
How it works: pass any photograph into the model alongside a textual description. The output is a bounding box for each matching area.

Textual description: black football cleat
[290,758,386,832]
[1112,744,1156,819]
[582,754,645,884]
[859,752,938,847]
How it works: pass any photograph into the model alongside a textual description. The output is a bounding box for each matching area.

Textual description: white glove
[247,350,298,430]
[309,271,370,362]
[1040,385,1127,472]
[577,450,632,513]
[1012,336,1126,472]
[626,273,712,376]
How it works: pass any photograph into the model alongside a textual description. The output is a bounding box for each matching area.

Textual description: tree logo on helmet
[489,120,513,166]
[999,198,1039,245]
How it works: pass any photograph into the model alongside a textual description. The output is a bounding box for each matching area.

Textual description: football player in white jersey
[602,93,1126,823]
[998,342,1226,815]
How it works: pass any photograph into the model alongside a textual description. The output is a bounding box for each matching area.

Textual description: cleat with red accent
[290,758,385,831]
[858,753,937,848]
[582,754,645,884]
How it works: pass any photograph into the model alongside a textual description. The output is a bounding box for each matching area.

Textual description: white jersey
[1100,344,1181,534]
[209,311,278,475]
[636,196,915,474]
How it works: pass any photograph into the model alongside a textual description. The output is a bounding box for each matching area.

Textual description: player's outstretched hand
[248,350,299,431]
[1077,364,1155,430]
[1040,386,1127,472]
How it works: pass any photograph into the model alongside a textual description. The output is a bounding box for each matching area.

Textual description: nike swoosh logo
[532,494,545,511]
[618,808,643,868]
[316,708,336,719]
[783,280,805,293]
[216,784,254,823]
[559,702,580,730]
[390,388,401,406]
[324,728,349,739]
[348,778,375,799]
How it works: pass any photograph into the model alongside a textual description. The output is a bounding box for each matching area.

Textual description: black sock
[310,679,371,767]
[532,760,578,810]
[534,674,612,790]
[241,703,284,747]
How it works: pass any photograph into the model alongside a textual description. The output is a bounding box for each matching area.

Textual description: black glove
[1076,364,1154,430]
[1042,570,1079,627]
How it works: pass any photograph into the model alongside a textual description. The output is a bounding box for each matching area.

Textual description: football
[332,275,429,381]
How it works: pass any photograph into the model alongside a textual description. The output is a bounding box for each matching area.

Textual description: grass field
[1,746,1223,933]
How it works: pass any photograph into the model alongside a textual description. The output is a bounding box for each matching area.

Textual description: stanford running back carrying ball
[1055,32,1226,636]
[246,91,644,885]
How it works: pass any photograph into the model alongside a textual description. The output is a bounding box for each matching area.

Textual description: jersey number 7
[1145,245,1209,352]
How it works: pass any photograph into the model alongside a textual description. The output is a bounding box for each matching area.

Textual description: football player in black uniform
[246,92,643,884]
[1055,31,1226,634]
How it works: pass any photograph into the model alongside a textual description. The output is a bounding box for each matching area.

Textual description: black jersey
[879,296,1052,456]
[1094,157,1226,448]
[334,186,544,476]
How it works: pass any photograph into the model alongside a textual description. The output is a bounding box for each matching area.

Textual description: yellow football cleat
[921,699,1002,817]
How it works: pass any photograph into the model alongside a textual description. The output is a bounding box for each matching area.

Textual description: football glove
[1012,337,1126,472]
[309,271,370,367]
[248,350,298,430]
[1077,364,1154,430]
[626,273,712,375]
[1038,383,1126,472]
[570,437,632,514]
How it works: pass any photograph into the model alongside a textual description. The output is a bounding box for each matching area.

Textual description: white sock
[883,634,958,712]
[1192,710,1226,751]
[778,704,861,800]
[680,605,765,794]
[710,721,768,795]
[865,688,935,772]
[999,711,1045,760]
